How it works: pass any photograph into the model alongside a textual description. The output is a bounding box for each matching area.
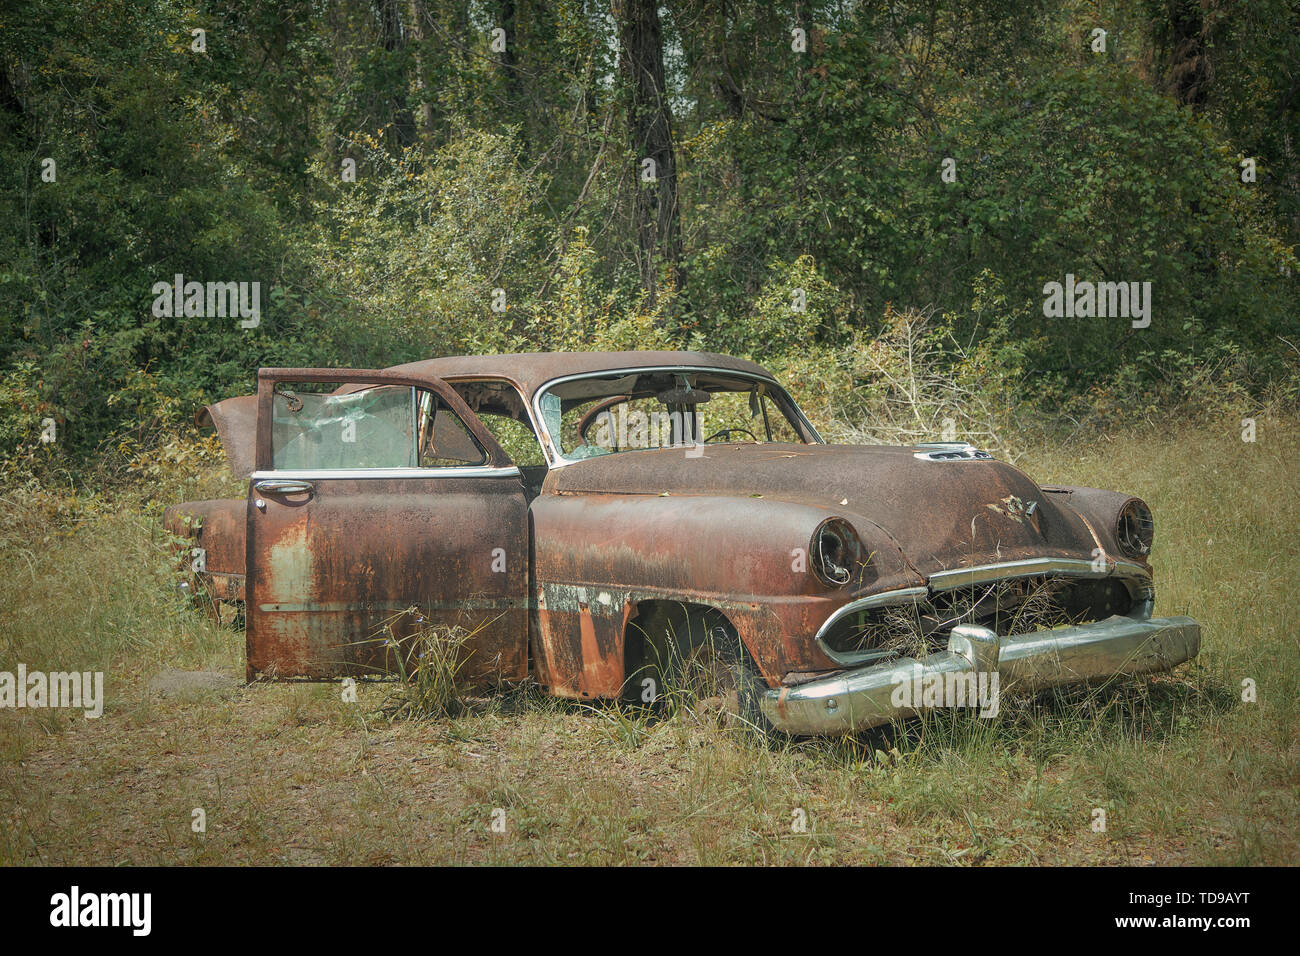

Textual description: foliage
[1,0,1297,477]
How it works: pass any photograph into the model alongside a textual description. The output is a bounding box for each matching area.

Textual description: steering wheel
[702,427,759,443]
[577,395,631,446]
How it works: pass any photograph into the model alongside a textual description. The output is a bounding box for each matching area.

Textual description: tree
[613,0,683,308]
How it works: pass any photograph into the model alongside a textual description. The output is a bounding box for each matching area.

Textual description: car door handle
[254,479,315,494]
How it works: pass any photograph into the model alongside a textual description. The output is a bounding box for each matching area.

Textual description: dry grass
[1,412,1296,865]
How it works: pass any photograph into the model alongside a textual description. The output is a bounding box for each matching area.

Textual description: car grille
[821,574,1137,660]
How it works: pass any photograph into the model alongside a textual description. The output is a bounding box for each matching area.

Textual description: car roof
[200,351,785,478]
[386,350,776,397]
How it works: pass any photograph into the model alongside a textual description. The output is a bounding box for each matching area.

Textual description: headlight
[811,517,862,587]
[1115,497,1155,558]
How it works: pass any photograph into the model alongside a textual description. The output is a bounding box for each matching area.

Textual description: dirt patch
[147,669,240,700]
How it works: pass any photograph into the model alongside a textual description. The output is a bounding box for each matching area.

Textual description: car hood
[543,442,1102,579]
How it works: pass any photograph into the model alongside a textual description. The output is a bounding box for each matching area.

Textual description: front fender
[528,493,920,695]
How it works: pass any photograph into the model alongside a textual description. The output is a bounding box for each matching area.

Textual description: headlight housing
[1115,497,1155,558]
[811,517,862,587]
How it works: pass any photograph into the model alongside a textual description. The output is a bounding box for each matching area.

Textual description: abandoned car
[164,351,1201,735]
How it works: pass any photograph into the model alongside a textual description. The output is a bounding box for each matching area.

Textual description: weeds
[1,414,1296,864]
[369,611,474,721]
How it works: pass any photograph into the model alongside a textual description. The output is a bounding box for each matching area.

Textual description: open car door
[245,368,529,684]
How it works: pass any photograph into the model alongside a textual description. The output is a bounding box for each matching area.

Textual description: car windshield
[536,369,816,461]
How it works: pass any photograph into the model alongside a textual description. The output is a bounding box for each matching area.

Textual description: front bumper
[760,614,1201,736]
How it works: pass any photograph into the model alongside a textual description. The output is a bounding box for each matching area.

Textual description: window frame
[253,367,516,478]
[531,366,824,468]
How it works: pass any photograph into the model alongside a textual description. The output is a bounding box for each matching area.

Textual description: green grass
[0,412,1296,865]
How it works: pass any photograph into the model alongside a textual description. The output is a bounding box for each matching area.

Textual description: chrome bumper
[760,614,1201,736]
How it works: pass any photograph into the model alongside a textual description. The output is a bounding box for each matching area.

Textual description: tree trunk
[408,0,432,138]
[613,0,683,308]
[1155,0,1226,110]
[497,0,527,153]
[377,0,414,146]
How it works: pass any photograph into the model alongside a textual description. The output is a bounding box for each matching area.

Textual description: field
[1,415,1296,866]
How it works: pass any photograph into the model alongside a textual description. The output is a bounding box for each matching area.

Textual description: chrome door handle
[254,479,315,494]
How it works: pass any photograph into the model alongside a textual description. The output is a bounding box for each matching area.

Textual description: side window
[416,391,488,466]
[447,380,547,467]
[271,384,485,470]
[473,412,547,466]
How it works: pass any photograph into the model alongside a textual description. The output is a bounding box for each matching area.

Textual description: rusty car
[163,350,1201,734]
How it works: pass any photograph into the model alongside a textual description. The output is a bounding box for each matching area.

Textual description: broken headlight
[1115,497,1155,558]
[811,517,862,587]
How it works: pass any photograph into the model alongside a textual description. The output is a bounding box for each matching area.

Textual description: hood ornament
[987,494,1040,525]
[913,442,993,462]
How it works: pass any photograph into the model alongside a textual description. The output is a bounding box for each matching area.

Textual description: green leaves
[1,0,1296,478]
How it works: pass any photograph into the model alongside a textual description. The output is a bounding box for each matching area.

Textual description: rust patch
[578,602,622,696]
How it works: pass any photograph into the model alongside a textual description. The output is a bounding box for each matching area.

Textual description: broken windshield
[536,370,817,462]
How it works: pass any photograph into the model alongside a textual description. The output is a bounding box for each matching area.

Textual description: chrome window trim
[814,559,1155,667]
[249,466,521,480]
[530,366,825,468]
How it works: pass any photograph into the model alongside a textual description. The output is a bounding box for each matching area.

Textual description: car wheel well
[622,600,774,735]
[622,600,725,700]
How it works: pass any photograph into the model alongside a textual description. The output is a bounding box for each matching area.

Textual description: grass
[0,412,1296,865]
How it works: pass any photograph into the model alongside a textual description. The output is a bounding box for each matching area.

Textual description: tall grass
[1,410,1296,864]
[371,613,474,721]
